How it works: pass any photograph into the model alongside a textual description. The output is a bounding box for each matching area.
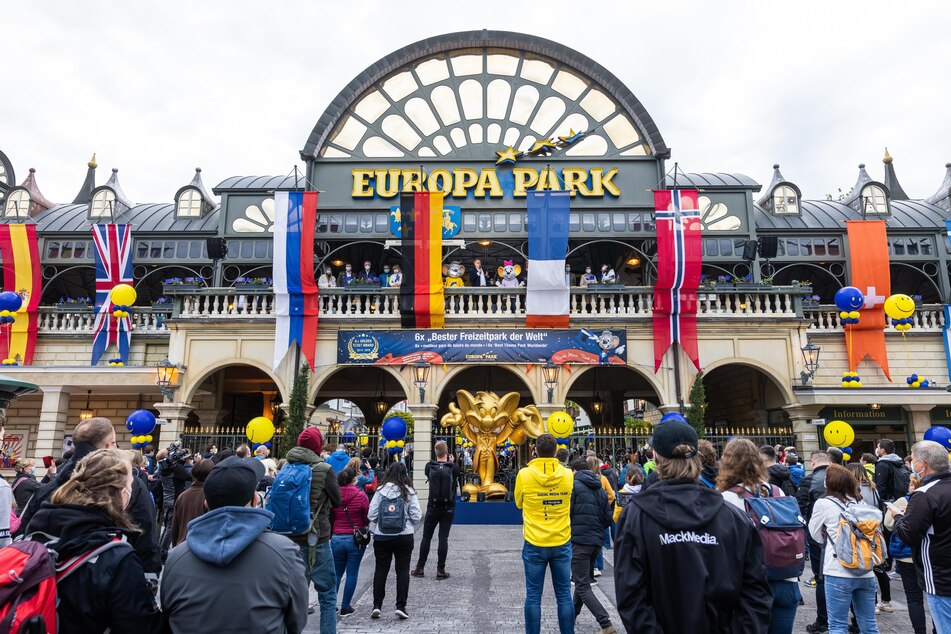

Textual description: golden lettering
[513,168,539,197]
[351,169,374,198]
[401,169,425,192]
[427,168,452,196]
[562,168,591,197]
[474,169,503,197]
[375,168,402,198]
[451,168,479,197]
[536,167,563,192]
[600,167,620,196]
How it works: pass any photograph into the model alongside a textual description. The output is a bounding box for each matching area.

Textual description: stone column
[409,403,438,509]
[192,408,227,428]
[34,388,70,460]
[536,402,566,430]
[784,405,823,472]
[154,402,194,448]
[904,404,933,444]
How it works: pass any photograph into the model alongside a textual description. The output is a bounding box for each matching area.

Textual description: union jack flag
[653,189,702,372]
[91,224,133,365]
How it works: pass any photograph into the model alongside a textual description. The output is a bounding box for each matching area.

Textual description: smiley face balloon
[823,420,855,448]
[884,294,916,321]
[834,286,865,313]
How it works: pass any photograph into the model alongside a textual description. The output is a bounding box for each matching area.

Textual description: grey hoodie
[160,507,309,634]
[368,481,422,537]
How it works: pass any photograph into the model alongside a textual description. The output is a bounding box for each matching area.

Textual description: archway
[890,262,942,303]
[769,263,844,303]
[700,362,794,442]
[182,363,285,455]
[312,366,409,432]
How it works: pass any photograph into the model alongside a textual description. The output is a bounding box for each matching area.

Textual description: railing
[36,306,172,334]
[180,432,286,458]
[161,285,808,321]
[805,304,945,332]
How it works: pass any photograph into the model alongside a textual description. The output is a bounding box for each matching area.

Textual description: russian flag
[273,191,319,370]
[526,191,570,328]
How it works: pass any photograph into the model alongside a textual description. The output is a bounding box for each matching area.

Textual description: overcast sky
[5,2,950,205]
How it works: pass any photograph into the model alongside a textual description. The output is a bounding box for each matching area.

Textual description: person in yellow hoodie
[515,433,574,634]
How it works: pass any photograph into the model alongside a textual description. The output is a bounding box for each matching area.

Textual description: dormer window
[4,189,30,218]
[90,188,116,218]
[772,185,799,215]
[176,188,203,218]
[860,185,888,214]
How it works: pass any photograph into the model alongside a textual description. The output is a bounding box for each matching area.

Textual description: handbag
[343,506,370,549]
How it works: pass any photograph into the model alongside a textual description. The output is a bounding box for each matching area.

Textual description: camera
[158,440,191,469]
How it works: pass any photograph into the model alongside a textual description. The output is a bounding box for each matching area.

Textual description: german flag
[399,191,444,328]
[0,224,42,365]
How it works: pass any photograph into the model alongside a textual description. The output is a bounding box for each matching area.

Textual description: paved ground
[303,525,929,633]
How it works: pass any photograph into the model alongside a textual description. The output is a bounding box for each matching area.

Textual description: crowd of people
[2,414,951,634]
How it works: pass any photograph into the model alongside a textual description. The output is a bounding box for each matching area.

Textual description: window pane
[316,215,329,233]
[164,242,175,258]
[137,242,149,258]
[189,241,201,258]
[597,214,611,231]
[718,239,732,255]
[73,242,87,259]
[907,239,919,256]
[827,238,840,256]
[47,241,60,258]
[508,213,521,231]
[613,213,626,232]
[150,242,162,258]
[254,241,268,258]
[893,239,905,255]
[704,240,718,256]
[329,215,342,232]
[785,240,799,256]
[176,242,189,258]
[569,213,580,232]
[239,241,253,258]
[800,240,812,256]
[776,239,785,256]
[493,214,507,232]
[60,242,73,258]
[644,215,655,232]
[359,214,373,233]
[813,239,826,257]
[344,216,358,233]
[920,238,933,255]
[478,214,491,232]
[628,213,641,232]
[582,214,595,232]
[463,213,476,232]
[375,214,388,232]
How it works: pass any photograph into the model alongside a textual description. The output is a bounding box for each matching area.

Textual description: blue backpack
[267,462,313,535]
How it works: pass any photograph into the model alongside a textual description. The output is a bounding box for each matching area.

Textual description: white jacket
[367,481,422,537]
[808,496,874,578]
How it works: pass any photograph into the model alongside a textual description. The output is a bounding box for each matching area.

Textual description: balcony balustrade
[804,305,944,333]
[36,306,172,334]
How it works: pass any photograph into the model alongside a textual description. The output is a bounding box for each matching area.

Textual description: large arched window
[319,49,652,160]
[176,188,203,218]
[772,185,799,215]
[4,189,30,218]
[860,185,888,214]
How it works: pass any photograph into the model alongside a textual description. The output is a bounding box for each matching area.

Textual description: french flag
[273,191,319,370]
[526,191,570,328]
[653,189,702,372]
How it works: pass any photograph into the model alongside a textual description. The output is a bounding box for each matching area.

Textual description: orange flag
[846,220,890,380]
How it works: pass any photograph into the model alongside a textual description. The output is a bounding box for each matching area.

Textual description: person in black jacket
[760,445,796,496]
[570,457,616,634]
[795,450,831,633]
[25,448,161,634]
[875,438,909,502]
[891,440,951,632]
[614,419,771,633]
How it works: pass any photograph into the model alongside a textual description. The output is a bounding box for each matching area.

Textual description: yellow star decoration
[558,129,583,143]
[529,138,557,154]
[495,146,522,165]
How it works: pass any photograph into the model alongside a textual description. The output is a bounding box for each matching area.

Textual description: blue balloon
[0,291,23,313]
[252,443,261,450]
[834,287,865,313]
[381,416,408,441]
[264,441,271,448]
[842,447,852,456]
[924,426,951,450]
[659,412,687,424]
[342,431,357,444]
[379,439,386,447]
[126,409,157,435]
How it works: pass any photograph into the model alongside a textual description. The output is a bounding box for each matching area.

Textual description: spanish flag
[399,191,444,328]
[0,224,42,365]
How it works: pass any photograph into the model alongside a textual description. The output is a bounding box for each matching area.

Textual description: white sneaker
[877,601,894,614]
[594,569,602,577]
[395,609,409,620]
[371,608,381,619]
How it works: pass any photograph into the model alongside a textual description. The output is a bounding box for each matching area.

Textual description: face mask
[345,266,351,271]
[384,268,390,274]
[365,265,371,271]
[565,266,570,272]
[585,268,591,274]
[325,269,331,275]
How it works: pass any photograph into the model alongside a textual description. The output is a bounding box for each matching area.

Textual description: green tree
[282,363,310,458]
[686,371,707,438]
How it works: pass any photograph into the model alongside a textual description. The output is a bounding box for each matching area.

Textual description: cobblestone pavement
[303,525,929,633]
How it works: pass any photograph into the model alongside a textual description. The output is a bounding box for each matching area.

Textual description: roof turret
[19,168,55,217]
[882,148,908,200]
[71,154,97,204]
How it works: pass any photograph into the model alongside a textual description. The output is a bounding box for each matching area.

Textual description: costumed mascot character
[495,260,524,287]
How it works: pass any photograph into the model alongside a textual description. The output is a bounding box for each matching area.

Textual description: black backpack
[429,462,454,508]
[890,465,911,501]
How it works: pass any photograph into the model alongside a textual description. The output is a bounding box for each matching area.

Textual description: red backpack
[0,537,129,634]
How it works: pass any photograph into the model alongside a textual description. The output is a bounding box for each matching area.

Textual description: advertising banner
[337,328,627,365]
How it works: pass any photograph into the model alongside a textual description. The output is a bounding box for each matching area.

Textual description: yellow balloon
[842,453,851,461]
[547,411,575,438]
[884,294,915,320]
[455,436,463,444]
[824,420,854,448]
[246,416,275,443]
[111,284,137,307]
[145,435,152,443]
[396,440,405,448]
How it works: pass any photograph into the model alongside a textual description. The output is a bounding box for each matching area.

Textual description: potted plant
[802,294,821,309]
[715,275,734,290]
[55,296,92,311]
[913,294,923,309]
[234,276,273,290]
[735,274,758,290]
[162,276,205,291]
[150,296,172,310]
[790,279,813,294]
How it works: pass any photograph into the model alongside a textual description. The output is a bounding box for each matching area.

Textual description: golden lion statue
[440,390,544,497]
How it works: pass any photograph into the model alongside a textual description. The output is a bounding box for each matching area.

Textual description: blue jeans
[299,541,338,634]
[927,592,951,634]
[768,580,800,634]
[824,575,879,634]
[331,534,364,609]
[522,541,573,634]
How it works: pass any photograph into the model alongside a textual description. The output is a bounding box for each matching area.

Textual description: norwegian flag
[653,190,702,372]
[91,224,133,365]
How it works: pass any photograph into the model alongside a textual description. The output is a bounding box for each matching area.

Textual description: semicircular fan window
[320,49,653,160]
[232,198,274,233]
[698,196,741,232]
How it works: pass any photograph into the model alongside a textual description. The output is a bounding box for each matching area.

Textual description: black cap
[203,456,265,509]
[652,420,699,459]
